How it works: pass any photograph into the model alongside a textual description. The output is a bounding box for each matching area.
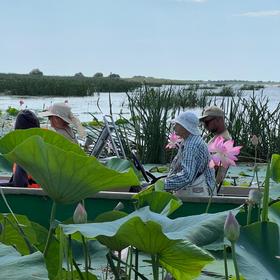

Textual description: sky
[0,0,279,81]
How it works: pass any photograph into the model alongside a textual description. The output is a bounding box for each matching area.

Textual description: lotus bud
[73,203,87,224]
[19,100,24,106]
[248,189,262,205]
[251,135,259,146]
[224,211,240,243]
[114,202,124,211]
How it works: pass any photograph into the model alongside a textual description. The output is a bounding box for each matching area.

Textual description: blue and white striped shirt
[165,134,216,193]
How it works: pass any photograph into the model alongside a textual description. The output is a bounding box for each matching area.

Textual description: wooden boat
[0,183,250,228]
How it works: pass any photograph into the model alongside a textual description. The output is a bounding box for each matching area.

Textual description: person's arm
[164,145,198,191]
[12,165,29,187]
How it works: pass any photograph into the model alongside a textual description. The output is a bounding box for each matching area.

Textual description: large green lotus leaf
[61,207,214,279]
[3,135,140,204]
[0,128,86,155]
[268,200,280,225]
[236,221,280,280]
[0,213,38,255]
[0,243,48,279]
[160,241,213,280]
[61,206,233,247]
[94,210,129,251]
[271,154,280,183]
[0,128,86,172]
[134,191,182,216]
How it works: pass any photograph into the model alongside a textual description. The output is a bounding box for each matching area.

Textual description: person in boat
[11,110,41,188]
[199,106,231,143]
[199,106,231,185]
[39,102,86,144]
[164,111,216,196]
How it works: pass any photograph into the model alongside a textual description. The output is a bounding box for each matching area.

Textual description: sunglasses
[204,118,216,125]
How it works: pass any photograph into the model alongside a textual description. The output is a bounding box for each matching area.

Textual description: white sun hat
[39,103,86,138]
[173,111,201,136]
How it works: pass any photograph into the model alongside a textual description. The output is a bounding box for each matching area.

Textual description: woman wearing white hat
[40,103,86,144]
[165,111,216,196]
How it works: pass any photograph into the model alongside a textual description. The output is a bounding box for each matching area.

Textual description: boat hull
[0,187,249,228]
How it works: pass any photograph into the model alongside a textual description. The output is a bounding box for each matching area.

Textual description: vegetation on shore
[84,86,280,164]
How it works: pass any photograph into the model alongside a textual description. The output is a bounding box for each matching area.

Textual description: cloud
[236,10,280,17]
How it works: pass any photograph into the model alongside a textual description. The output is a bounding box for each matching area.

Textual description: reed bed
[84,86,279,164]
[206,92,280,161]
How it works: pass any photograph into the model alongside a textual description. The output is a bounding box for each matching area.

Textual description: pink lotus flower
[208,136,242,169]
[73,203,87,224]
[165,132,182,149]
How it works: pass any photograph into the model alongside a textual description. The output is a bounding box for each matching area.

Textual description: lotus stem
[223,245,229,280]
[68,236,74,280]
[247,204,253,225]
[230,241,240,280]
[151,254,159,280]
[205,193,213,213]
[135,248,139,280]
[4,216,35,254]
[128,246,133,279]
[44,201,57,257]
[82,236,89,280]
[117,250,121,275]
[261,162,270,222]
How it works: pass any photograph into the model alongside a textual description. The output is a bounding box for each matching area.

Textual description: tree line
[0,73,141,96]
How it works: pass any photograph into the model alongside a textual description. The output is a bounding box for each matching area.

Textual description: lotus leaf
[0,243,48,279]
[3,135,140,204]
[134,191,182,216]
[0,128,86,171]
[94,210,128,251]
[268,200,280,225]
[236,221,280,280]
[60,207,239,279]
[271,153,280,183]
[0,213,38,255]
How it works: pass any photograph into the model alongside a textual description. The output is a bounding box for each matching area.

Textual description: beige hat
[199,106,225,120]
[39,103,86,138]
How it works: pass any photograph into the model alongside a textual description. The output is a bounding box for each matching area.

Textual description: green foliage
[208,93,280,161]
[0,129,140,204]
[271,154,280,183]
[0,243,48,279]
[29,68,43,76]
[6,106,19,116]
[61,206,218,279]
[240,84,264,90]
[121,86,204,163]
[133,190,182,216]
[0,73,141,96]
[235,222,280,279]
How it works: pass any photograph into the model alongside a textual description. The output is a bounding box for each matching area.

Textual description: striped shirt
[165,134,216,193]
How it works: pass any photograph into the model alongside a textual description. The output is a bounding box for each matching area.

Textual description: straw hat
[173,111,201,136]
[199,106,225,120]
[40,103,86,138]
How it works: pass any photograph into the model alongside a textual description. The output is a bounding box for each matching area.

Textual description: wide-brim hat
[173,111,201,136]
[199,106,225,120]
[39,103,74,124]
[39,103,86,138]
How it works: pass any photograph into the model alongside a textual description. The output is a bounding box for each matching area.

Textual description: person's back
[11,110,40,188]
